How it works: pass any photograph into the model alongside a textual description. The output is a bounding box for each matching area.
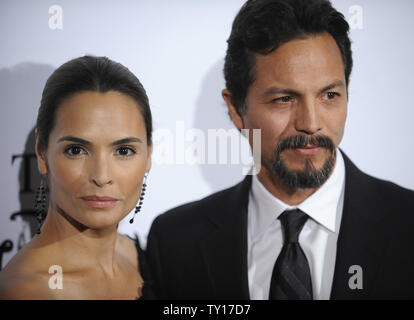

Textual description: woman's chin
[76,213,124,231]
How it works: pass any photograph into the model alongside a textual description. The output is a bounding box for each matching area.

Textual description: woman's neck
[34,205,119,277]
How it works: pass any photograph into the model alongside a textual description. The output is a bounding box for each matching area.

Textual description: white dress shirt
[247,149,346,300]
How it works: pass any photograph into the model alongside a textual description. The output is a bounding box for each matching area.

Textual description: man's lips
[292,145,322,155]
[80,196,119,209]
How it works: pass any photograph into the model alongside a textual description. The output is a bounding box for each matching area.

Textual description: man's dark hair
[224,0,353,114]
[36,55,153,152]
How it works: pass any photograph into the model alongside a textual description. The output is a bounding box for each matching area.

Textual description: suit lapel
[199,152,390,299]
[330,151,390,299]
[200,176,252,299]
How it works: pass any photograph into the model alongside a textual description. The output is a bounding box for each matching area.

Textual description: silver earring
[34,176,47,234]
[129,173,148,224]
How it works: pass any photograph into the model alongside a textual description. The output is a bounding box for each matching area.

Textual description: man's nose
[294,98,322,135]
[89,154,113,187]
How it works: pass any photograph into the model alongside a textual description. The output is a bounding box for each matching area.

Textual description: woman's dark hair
[224,0,353,114]
[36,55,152,152]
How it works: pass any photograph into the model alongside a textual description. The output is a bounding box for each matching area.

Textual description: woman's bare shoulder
[0,241,59,299]
[0,268,53,300]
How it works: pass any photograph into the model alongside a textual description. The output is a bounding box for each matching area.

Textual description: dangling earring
[34,176,47,234]
[130,172,148,224]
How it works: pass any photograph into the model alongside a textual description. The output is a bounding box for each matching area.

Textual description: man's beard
[269,135,336,191]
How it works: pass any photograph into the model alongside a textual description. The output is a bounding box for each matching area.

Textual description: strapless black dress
[129,234,156,300]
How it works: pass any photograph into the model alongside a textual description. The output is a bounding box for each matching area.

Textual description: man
[146,0,414,299]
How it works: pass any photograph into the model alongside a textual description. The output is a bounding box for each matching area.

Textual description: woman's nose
[88,155,113,187]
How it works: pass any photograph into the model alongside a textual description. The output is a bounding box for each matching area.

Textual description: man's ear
[222,89,244,130]
[35,131,48,175]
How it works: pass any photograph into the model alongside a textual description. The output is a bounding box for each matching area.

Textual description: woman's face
[36,90,152,230]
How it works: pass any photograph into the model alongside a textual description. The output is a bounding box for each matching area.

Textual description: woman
[0,56,153,299]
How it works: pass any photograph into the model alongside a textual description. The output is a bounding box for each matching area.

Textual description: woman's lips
[293,146,322,155]
[81,196,119,209]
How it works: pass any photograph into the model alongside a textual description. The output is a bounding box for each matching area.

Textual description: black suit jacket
[146,152,414,299]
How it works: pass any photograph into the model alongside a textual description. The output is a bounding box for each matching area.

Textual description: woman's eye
[64,145,86,157]
[116,146,136,157]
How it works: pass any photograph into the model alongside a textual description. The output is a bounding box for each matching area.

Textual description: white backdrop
[1,0,413,268]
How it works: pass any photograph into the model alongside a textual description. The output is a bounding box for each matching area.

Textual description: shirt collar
[249,149,345,240]
[298,149,345,233]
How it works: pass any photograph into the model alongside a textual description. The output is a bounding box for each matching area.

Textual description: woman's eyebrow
[111,137,143,146]
[57,136,91,145]
[56,136,143,146]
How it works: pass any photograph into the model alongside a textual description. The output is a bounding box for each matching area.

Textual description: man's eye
[64,145,86,157]
[116,146,136,157]
[325,92,340,100]
[273,96,292,103]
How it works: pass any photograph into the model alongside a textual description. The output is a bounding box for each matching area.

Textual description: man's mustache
[276,135,335,154]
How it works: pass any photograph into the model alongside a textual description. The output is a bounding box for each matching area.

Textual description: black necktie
[269,209,313,300]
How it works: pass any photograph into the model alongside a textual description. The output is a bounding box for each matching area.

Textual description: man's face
[228,32,347,190]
